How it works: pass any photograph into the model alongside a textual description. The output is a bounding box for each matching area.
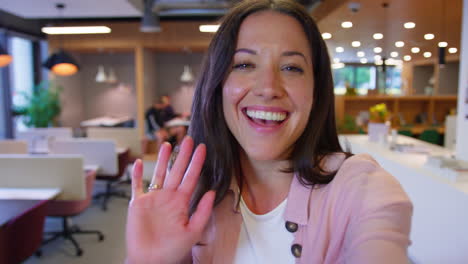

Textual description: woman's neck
[239,152,293,215]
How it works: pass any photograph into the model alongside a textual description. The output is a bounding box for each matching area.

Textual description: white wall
[456,0,468,161]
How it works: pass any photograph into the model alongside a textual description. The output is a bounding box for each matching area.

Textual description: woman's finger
[188,190,216,234]
[150,142,172,189]
[178,144,206,196]
[165,136,194,190]
[131,159,144,200]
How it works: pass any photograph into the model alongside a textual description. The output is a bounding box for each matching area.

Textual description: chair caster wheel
[77,249,83,256]
[99,234,105,241]
[35,250,42,257]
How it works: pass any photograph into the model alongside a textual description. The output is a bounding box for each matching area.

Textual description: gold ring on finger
[148,183,162,192]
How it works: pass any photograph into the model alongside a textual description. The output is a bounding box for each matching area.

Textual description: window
[333,64,401,95]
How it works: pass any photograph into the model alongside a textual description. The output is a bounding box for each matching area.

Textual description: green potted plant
[13,80,63,128]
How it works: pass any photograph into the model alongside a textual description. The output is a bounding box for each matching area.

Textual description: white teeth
[246,109,287,121]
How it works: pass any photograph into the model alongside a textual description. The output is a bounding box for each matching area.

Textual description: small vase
[368,122,390,143]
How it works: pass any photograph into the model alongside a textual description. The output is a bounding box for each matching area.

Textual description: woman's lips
[242,106,290,130]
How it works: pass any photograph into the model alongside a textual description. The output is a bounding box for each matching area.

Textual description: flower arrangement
[369,103,390,123]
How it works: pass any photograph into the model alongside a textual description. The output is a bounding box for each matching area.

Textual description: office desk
[0,200,46,227]
[0,188,60,200]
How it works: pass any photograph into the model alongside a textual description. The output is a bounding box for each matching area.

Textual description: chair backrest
[0,140,28,154]
[419,129,441,145]
[0,200,48,264]
[16,127,73,153]
[444,115,456,149]
[0,154,86,200]
[87,127,142,157]
[49,138,118,175]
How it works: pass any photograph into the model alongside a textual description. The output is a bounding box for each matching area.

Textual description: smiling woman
[125,1,413,264]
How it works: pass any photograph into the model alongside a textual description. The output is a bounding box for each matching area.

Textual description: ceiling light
[386,58,396,65]
[424,33,435,40]
[438,42,448,48]
[357,51,365,57]
[403,55,412,61]
[375,60,383,66]
[395,41,405,48]
[423,52,432,58]
[333,58,340,63]
[448,47,458,54]
[0,44,12,67]
[336,47,344,53]
[373,33,384,40]
[199,25,220,33]
[341,21,353,28]
[374,47,382,53]
[322,32,332,39]
[411,47,420,53]
[141,0,161,32]
[360,58,368,64]
[374,55,382,61]
[390,52,398,58]
[42,26,111,35]
[351,41,361,47]
[43,49,80,76]
[404,22,416,29]
[107,68,117,83]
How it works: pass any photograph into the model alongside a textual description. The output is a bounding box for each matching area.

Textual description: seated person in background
[155,118,190,150]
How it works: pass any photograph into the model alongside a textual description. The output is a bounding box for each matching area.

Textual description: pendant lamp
[180,65,194,83]
[107,67,117,83]
[0,44,12,67]
[42,3,80,76]
[95,65,107,82]
[43,49,79,76]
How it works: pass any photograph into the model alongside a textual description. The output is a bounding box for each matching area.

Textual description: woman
[126,1,413,263]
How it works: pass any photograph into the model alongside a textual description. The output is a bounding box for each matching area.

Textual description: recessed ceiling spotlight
[390,52,398,58]
[351,41,361,47]
[411,47,420,53]
[404,22,416,29]
[423,52,432,58]
[357,51,365,57]
[199,25,219,33]
[375,60,383,65]
[395,41,405,48]
[333,58,340,63]
[336,47,344,53]
[424,33,435,40]
[373,33,384,40]
[386,58,396,65]
[438,42,448,48]
[322,32,332,39]
[403,55,412,61]
[341,21,353,28]
[448,47,458,54]
[374,47,382,53]
[374,55,382,61]
[360,58,368,64]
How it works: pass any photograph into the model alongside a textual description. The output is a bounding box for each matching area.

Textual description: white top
[233,197,295,264]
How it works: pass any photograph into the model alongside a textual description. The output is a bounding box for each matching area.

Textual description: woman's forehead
[235,11,311,58]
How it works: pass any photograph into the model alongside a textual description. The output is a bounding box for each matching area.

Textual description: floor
[24,181,131,264]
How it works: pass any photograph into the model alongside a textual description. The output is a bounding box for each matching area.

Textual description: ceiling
[318,0,463,63]
[0,0,462,64]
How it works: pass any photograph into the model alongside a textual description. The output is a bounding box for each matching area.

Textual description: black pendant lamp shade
[438,47,446,66]
[0,44,12,67]
[43,49,79,76]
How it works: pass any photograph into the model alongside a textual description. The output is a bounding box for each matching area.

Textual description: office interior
[0,0,468,263]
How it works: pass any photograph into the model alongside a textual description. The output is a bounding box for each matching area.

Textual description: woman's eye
[282,65,304,73]
[232,63,255,70]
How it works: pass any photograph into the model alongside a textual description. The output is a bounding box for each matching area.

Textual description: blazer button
[285,221,298,233]
[291,244,302,258]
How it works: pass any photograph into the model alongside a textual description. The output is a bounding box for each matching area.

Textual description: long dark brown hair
[188,0,350,213]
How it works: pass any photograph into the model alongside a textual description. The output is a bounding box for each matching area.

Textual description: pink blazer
[186,153,413,264]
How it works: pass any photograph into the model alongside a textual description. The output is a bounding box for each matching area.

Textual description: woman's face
[222,11,314,161]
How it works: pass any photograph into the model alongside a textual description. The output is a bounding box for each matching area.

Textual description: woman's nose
[253,66,286,100]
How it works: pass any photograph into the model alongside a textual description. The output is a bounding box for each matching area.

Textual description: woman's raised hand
[126,136,216,264]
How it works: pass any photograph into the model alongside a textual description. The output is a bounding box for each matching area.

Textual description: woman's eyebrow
[282,51,308,64]
[234,48,257,55]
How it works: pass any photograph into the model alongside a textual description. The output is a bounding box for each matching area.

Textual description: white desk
[340,135,468,264]
[0,188,61,200]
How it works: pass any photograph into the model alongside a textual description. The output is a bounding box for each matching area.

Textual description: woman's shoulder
[324,153,411,207]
